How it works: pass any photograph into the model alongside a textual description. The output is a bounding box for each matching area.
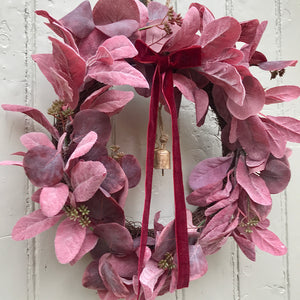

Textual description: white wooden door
[1,0,300,299]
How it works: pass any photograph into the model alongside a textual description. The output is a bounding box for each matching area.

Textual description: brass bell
[154,138,171,176]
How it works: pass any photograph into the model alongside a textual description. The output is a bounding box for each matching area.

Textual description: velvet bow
[134,40,202,290]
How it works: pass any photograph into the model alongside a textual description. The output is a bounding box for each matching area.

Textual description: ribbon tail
[163,69,190,289]
[138,66,161,289]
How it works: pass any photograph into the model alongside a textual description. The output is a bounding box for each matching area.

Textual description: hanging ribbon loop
[134,40,202,290]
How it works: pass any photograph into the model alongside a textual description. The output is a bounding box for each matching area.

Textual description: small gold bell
[154,140,171,176]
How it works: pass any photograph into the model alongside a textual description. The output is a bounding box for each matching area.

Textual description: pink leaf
[189,244,208,280]
[262,120,287,158]
[88,46,113,66]
[65,131,98,170]
[189,156,232,190]
[93,223,134,255]
[264,115,300,143]
[20,132,55,150]
[265,85,300,104]
[96,20,139,38]
[71,161,107,203]
[12,209,62,240]
[189,3,215,32]
[239,19,260,44]
[55,218,86,264]
[32,55,74,105]
[49,37,86,108]
[40,183,69,217]
[236,157,272,205]
[35,10,78,51]
[227,76,265,120]
[0,160,23,167]
[57,133,67,153]
[70,231,98,265]
[162,7,200,52]
[200,17,241,61]
[87,90,134,116]
[80,85,111,110]
[101,35,138,60]
[258,60,297,71]
[31,188,42,203]
[140,259,165,300]
[88,60,149,88]
[2,104,59,140]
[251,227,287,256]
[202,62,245,106]
[23,146,64,187]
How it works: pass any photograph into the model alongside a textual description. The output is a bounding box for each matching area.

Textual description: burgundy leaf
[105,253,138,278]
[260,157,291,194]
[20,132,55,150]
[12,209,62,240]
[65,131,98,170]
[72,109,111,146]
[189,244,208,280]
[119,154,141,188]
[93,0,140,25]
[82,260,106,290]
[100,156,127,194]
[233,231,256,261]
[186,180,223,206]
[40,183,69,217]
[236,157,272,205]
[189,156,232,190]
[31,188,42,203]
[239,19,260,44]
[2,104,59,140]
[88,60,149,88]
[86,190,125,225]
[265,85,300,104]
[236,116,270,167]
[23,145,64,187]
[93,223,134,255]
[71,160,107,203]
[70,230,98,265]
[251,227,287,256]
[98,254,130,298]
[55,218,86,264]
[60,1,94,39]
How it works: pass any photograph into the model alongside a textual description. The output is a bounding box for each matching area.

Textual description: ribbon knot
[134,40,202,291]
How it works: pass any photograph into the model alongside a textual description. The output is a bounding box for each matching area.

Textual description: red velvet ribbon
[134,40,202,290]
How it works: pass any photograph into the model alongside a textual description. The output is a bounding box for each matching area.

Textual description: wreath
[1,0,300,299]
